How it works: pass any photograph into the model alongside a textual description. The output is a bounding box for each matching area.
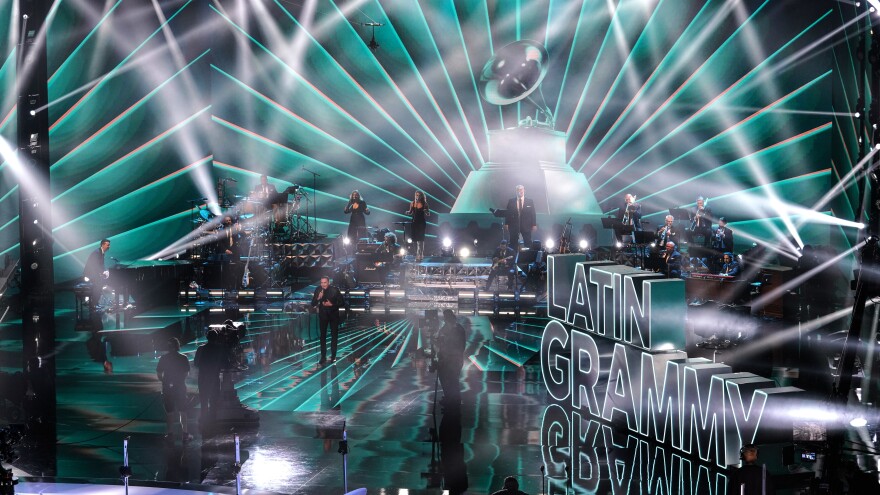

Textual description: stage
[1,273,851,494]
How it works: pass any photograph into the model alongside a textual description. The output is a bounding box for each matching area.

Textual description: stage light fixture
[343,236,350,245]
[545,238,555,249]
[579,239,588,250]
[616,242,623,248]
[460,247,470,257]
[442,237,452,248]
[850,417,868,427]
[407,238,413,244]
[399,248,406,256]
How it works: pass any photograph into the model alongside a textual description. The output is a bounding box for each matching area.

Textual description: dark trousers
[318,309,340,360]
[438,361,463,405]
[517,227,532,247]
[198,377,220,423]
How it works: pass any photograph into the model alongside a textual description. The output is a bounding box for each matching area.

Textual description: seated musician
[661,241,682,279]
[375,232,402,283]
[254,174,287,229]
[484,240,516,291]
[719,252,741,277]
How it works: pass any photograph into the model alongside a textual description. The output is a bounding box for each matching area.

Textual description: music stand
[489,207,507,218]
[633,231,656,245]
[600,216,618,230]
[669,208,691,221]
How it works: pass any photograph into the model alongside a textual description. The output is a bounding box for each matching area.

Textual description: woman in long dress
[406,191,430,260]
[344,190,370,241]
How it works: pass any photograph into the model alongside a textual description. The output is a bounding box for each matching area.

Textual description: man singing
[311,276,344,365]
[504,185,537,247]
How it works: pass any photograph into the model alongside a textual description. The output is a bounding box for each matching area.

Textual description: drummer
[253,174,280,207]
[252,174,287,227]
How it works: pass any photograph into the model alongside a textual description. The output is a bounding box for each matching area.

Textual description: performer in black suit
[719,252,741,277]
[660,241,682,278]
[656,214,678,247]
[615,193,642,243]
[712,217,734,252]
[83,239,111,312]
[311,276,344,365]
[406,191,430,261]
[689,196,714,247]
[344,190,370,241]
[503,185,537,247]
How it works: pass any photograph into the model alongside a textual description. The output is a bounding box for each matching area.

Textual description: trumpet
[690,207,704,231]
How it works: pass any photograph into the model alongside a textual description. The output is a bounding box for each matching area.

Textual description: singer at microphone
[343,190,370,241]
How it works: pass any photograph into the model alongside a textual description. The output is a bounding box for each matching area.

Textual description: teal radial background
[0,0,862,281]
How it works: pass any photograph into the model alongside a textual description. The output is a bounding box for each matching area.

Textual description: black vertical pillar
[16,0,55,448]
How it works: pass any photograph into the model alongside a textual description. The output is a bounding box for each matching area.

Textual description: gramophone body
[449,40,603,221]
[450,126,602,216]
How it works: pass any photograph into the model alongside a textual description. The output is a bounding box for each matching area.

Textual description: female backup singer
[344,190,370,241]
[406,191,431,261]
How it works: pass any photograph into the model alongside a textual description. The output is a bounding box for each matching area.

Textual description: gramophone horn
[479,40,550,106]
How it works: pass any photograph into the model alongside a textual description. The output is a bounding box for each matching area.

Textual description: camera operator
[194,328,228,426]
[437,309,466,407]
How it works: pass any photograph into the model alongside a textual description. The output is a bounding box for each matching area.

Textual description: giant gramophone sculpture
[450,40,603,217]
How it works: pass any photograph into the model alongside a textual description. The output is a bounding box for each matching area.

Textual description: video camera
[208,320,248,371]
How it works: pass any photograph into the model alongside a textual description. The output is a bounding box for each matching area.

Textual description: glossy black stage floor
[1,271,875,494]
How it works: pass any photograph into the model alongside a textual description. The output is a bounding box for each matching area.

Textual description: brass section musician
[689,196,714,247]
[657,214,678,247]
[712,217,734,252]
[614,193,641,242]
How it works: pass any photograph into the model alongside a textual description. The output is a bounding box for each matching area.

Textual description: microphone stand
[302,167,320,240]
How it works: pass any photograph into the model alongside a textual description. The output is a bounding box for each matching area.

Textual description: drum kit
[187,183,317,263]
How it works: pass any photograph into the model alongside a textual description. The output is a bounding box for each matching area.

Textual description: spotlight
[399,248,407,256]
[616,241,622,248]
[855,111,861,118]
[545,238,555,250]
[29,110,35,116]
[579,239,588,250]
[473,238,478,246]
[343,236,350,245]
[33,219,38,224]
[460,247,471,258]
[407,238,413,244]
[650,242,656,248]
[850,417,868,427]
[442,237,452,248]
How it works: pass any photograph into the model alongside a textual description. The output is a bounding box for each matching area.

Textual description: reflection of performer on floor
[689,196,714,247]
[84,239,111,313]
[406,191,430,261]
[660,241,682,278]
[344,190,370,241]
[504,185,536,247]
[615,193,641,243]
[484,240,516,291]
[437,309,466,407]
[311,276,343,365]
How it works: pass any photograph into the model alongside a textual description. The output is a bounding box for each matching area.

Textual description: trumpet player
[615,193,642,243]
[688,196,714,247]
[712,217,734,252]
[657,214,678,246]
